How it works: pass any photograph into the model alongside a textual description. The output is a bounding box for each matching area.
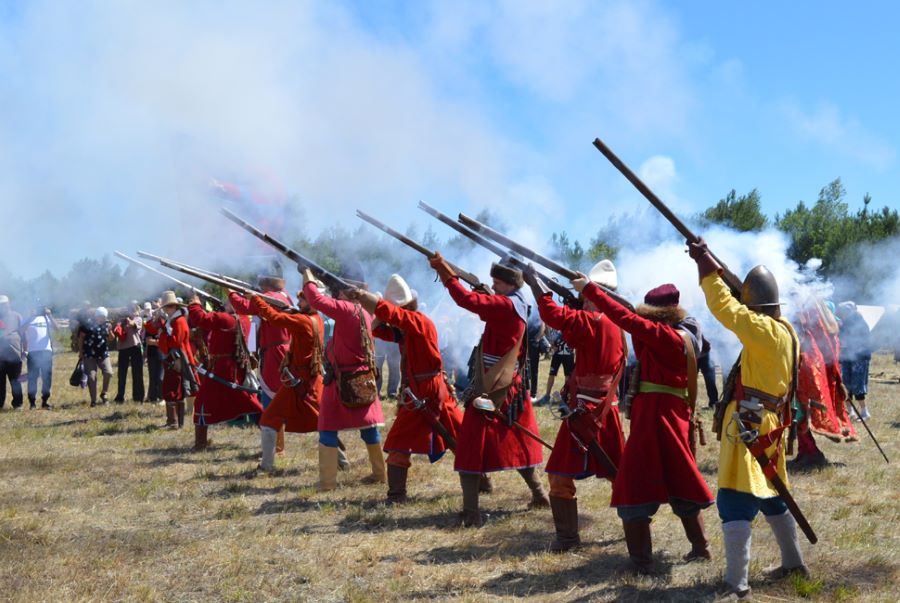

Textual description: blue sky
[1,0,897,278]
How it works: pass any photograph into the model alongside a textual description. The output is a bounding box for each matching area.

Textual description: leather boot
[361,443,386,484]
[176,401,186,428]
[622,519,653,573]
[459,472,482,527]
[276,425,286,457]
[549,496,581,552]
[479,473,493,494]
[386,464,409,504]
[163,402,177,429]
[681,512,712,561]
[518,467,550,508]
[318,444,339,491]
[191,425,209,452]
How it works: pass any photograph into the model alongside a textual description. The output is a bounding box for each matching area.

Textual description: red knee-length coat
[230,290,293,397]
[187,303,263,425]
[372,299,463,459]
[250,296,324,434]
[444,277,543,473]
[304,282,384,432]
[582,283,714,508]
[537,293,626,480]
[146,311,197,402]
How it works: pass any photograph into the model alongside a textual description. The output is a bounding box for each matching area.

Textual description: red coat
[304,282,384,432]
[373,300,463,458]
[186,304,263,425]
[583,283,713,508]
[444,277,543,473]
[251,296,324,434]
[147,311,197,402]
[537,293,625,480]
[230,290,293,396]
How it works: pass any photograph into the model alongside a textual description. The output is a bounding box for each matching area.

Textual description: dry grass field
[1,349,898,602]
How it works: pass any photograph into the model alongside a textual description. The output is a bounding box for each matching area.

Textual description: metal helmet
[740,265,781,308]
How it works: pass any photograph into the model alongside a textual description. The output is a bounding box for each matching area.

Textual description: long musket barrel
[219,208,353,292]
[114,251,225,309]
[591,137,744,296]
[135,252,297,312]
[417,201,578,305]
[135,251,255,290]
[457,212,635,311]
[354,210,492,294]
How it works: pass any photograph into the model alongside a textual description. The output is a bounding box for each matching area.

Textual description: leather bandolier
[460,334,525,426]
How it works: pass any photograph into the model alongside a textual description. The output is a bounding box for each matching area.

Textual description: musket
[136,251,255,290]
[843,396,890,463]
[591,137,744,297]
[220,208,353,292]
[732,412,818,544]
[354,210,493,295]
[402,387,458,450]
[417,201,578,305]
[457,213,635,311]
[492,406,555,451]
[135,251,299,313]
[114,251,225,310]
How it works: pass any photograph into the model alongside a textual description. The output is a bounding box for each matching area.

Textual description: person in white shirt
[23,301,59,409]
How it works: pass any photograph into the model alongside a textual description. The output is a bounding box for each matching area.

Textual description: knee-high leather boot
[518,467,550,508]
[459,472,482,527]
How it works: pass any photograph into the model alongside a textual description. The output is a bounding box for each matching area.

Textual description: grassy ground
[0,350,898,603]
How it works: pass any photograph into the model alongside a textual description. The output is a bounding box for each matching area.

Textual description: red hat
[643,283,680,307]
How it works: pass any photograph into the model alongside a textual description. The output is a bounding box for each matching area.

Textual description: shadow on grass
[43,417,92,428]
[890,421,900,429]
[136,443,243,466]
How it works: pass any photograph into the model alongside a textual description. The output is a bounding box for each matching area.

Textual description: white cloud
[780,100,896,170]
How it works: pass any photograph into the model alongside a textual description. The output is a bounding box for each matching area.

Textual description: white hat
[588,259,617,290]
[95,306,109,319]
[143,302,152,311]
[384,274,413,306]
[159,291,185,308]
[0,295,8,304]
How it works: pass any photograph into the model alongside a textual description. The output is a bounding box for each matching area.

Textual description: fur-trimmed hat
[588,259,617,290]
[636,283,685,324]
[384,274,414,306]
[490,262,524,288]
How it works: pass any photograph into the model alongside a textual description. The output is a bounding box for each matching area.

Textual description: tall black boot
[386,465,409,504]
[623,519,654,574]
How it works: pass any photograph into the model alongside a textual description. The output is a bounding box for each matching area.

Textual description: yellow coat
[701,273,797,498]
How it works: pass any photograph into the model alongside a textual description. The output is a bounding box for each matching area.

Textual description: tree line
[2,180,897,312]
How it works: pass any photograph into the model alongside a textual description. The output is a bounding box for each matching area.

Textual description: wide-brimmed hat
[588,259,617,290]
[384,274,414,306]
[159,290,185,308]
[0,295,8,304]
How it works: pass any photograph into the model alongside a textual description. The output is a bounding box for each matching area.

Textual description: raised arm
[446,277,511,322]
[582,283,682,353]
[188,302,236,331]
[303,282,357,322]
[250,295,309,329]
[700,273,778,350]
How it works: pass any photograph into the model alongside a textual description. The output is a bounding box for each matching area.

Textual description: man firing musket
[344,273,465,505]
[427,236,549,527]
[594,136,813,599]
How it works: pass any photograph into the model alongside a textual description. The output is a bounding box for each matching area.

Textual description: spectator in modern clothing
[142,302,164,403]
[680,315,719,408]
[837,301,872,420]
[22,302,59,409]
[526,312,547,399]
[538,327,574,406]
[79,307,113,406]
[0,295,25,410]
[113,305,145,403]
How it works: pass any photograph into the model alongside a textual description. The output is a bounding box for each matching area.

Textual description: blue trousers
[717,487,788,523]
[319,427,380,448]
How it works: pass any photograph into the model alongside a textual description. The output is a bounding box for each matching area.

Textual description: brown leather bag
[337,305,378,409]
